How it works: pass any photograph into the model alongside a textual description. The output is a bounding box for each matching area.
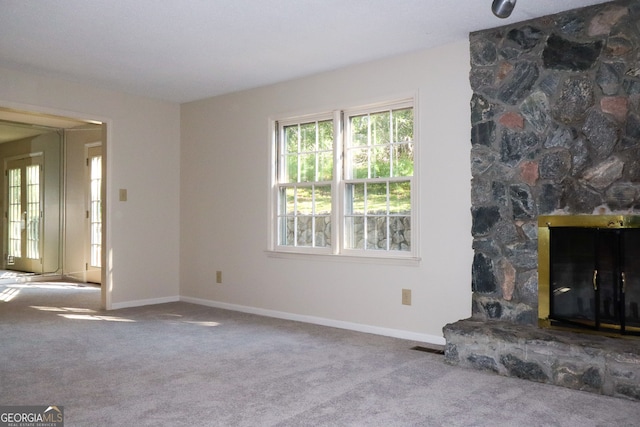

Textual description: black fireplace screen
[539,216,640,336]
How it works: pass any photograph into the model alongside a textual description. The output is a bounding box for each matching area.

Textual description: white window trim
[267,97,420,263]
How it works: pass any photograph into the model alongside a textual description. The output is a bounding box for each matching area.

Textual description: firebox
[538,215,640,336]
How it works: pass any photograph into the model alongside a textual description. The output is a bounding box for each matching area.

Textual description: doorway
[0,108,105,290]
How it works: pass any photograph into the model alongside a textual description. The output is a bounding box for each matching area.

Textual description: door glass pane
[596,230,619,325]
[623,229,640,329]
[26,164,40,260]
[89,155,102,268]
[7,168,21,259]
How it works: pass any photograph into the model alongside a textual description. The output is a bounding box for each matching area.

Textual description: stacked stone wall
[285,214,411,250]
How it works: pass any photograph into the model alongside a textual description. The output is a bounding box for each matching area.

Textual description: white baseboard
[111,295,180,310]
[180,296,446,346]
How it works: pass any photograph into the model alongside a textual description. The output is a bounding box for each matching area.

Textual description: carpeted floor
[1,282,639,426]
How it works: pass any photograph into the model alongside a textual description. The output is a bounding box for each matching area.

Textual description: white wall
[180,40,473,343]
[0,66,181,308]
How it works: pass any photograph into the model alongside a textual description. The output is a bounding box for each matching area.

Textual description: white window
[272,99,416,259]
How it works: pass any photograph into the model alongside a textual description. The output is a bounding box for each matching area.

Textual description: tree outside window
[274,99,415,257]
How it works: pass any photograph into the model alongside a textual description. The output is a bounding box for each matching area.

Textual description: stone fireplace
[443,0,640,401]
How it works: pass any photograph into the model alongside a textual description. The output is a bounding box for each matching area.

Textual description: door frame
[0,101,111,309]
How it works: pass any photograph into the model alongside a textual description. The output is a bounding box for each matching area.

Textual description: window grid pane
[285,154,298,183]
[277,184,332,248]
[317,120,334,150]
[299,153,315,182]
[344,181,412,251]
[371,111,390,145]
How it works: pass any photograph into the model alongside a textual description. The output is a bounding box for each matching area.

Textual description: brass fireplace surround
[538,215,640,336]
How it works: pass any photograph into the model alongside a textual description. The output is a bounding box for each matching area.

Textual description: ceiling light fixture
[492,0,516,18]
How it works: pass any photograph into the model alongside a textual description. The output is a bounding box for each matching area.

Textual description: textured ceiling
[0,0,612,104]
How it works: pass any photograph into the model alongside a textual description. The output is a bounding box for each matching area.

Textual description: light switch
[119,189,128,202]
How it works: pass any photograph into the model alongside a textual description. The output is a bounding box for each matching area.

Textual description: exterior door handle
[622,272,626,294]
[593,269,598,291]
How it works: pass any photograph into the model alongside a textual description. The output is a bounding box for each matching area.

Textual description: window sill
[265,250,421,266]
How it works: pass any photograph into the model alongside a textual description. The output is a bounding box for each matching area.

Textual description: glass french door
[85,145,102,284]
[6,156,43,273]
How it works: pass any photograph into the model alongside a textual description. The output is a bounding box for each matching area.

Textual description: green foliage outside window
[348,108,413,180]
[277,101,414,253]
[284,120,333,183]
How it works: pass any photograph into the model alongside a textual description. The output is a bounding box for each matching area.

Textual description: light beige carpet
[1,282,639,426]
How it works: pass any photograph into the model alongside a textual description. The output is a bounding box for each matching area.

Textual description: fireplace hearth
[443,318,640,400]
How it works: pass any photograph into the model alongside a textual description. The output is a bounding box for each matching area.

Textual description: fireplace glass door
[622,229,640,331]
[549,227,640,335]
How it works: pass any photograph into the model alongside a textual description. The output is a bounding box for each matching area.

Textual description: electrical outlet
[216,271,222,284]
[402,289,412,306]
